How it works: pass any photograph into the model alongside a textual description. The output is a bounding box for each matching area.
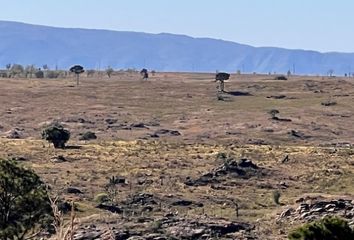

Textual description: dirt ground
[0,72,353,239]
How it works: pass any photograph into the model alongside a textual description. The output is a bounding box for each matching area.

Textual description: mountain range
[1,20,354,75]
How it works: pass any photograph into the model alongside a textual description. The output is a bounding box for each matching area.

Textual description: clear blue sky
[1,0,354,52]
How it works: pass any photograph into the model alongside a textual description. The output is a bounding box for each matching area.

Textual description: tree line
[0,64,143,79]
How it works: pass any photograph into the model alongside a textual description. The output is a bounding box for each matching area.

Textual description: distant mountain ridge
[1,20,354,75]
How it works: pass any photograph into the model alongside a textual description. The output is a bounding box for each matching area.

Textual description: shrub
[86,69,95,77]
[106,67,114,78]
[0,159,52,239]
[46,70,60,79]
[216,152,228,161]
[274,75,287,80]
[272,190,281,205]
[288,216,354,240]
[94,193,110,204]
[42,123,70,148]
[35,69,44,78]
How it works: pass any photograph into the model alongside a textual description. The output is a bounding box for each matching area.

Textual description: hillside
[1,20,354,74]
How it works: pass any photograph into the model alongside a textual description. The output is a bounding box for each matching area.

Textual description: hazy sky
[1,0,354,52]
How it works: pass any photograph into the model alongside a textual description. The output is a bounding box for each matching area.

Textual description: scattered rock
[66,187,83,194]
[105,118,118,124]
[277,199,354,224]
[51,155,67,163]
[165,218,254,239]
[72,217,254,240]
[123,193,158,206]
[321,100,337,106]
[108,176,127,185]
[185,158,265,187]
[238,158,258,169]
[154,129,181,136]
[57,200,77,214]
[66,117,93,124]
[79,131,97,140]
[172,199,203,208]
[289,130,309,140]
[10,156,28,161]
[5,128,24,139]
[131,123,148,128]
[96,202,123,214]
[267,95,287,99]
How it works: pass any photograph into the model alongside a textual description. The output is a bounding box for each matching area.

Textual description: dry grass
[49,196,77,240]
[0,72,353,239]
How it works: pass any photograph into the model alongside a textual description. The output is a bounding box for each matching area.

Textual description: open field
[0,73,353,239]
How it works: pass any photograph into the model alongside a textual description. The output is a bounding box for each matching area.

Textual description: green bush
[273,190,281,205]
[35,69,44,78]
[0,159,52,239]
[42,123,70,148]
[288,216,354,240]
[94,193,110,204]
[46,70,60,79]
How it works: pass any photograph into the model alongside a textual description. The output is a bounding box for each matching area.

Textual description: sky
[1,0,354,53]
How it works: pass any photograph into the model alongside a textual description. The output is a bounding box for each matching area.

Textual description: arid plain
[0,72,353,239]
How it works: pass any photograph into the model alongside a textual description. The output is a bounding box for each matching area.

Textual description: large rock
[66,187,83,194]
[96,203,123,214]
[185,158,264,186]
[277,198,354,225]
[5,128,24,139]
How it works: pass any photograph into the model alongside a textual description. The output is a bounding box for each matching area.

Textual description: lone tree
[69,65,85,85]
[106,67,114,78]
[9,64,24,78]
[140,68,149,80]
[215,72,230,92]
[327,69,334,77]
[0,159,52,239]
[268,109,280,119]
[42,123,70,149]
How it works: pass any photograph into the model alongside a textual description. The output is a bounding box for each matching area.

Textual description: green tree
[42,123,70,149]
[25,65,36,78]
[35,69,44,79]
[9,64,24,78]
[106,66,114,78]
[288,216,354,240]
[0,159,52,239]
[42,64,49,71]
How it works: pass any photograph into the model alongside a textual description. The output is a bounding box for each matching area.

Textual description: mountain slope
[0,20,353,74]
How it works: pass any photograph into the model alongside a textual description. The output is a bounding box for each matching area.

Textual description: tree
[0,159,52,239]
[25,65,36,78]
[35,69,44,79]
[268,109,280,119]
[5,64,11,70]
[106,67,114,78]
[9,64,24,78]
[42,64,49,71]
[288,216,354,240]
[287,70,291,77]
[86,69,95,77]
[327,69,334,77]
[140,68,148,80]
[215,72,230,93]
[69,65,85,85]
[42,123,70,149]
